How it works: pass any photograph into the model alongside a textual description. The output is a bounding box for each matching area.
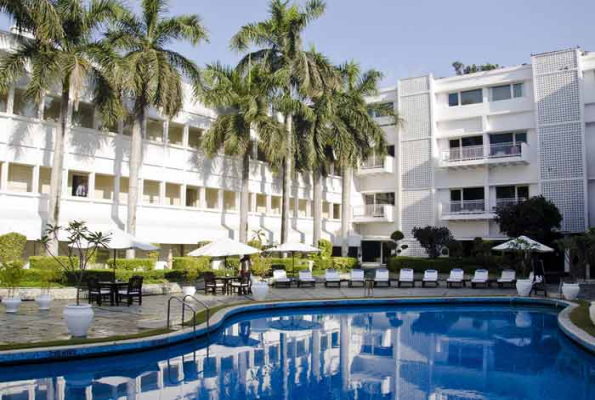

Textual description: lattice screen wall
[532,49,586,232]
[401,140,431,188]
[401,189,434,235]
[400,94,431,141]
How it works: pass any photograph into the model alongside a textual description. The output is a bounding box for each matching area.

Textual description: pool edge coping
[0,296,592,364]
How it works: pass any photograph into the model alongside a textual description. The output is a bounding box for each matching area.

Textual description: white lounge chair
[422,269,439,287]
[349,269,365,287]
[497,269,516,288]
[446,269,465,288]
[374,268,391,287]
[273,269,291,288]
[324,269,341,287]
[397,268,414,287]
[298,270,316,287]
[471,269,490,288]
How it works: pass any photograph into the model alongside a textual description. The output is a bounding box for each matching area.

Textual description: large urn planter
[2,296,22,313]
[561,283,580,301]
[36,294,52,310]
[64,304,94,337]
[515,279,533,297]
[182,286,196,297]
[251,282,269,301]
[590,302,595,327]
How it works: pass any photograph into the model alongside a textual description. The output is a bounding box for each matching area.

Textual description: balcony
[353,204,395,223]
[492,197,526,210]
[441,200,494,221]
[357,155,394,176]
[439,142,528,169]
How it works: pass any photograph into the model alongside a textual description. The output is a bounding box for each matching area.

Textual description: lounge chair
[446,269,465,288]
[324,269,341,287]
[374,268,390,287]
[497,269,516,288]
[273,269,291,288]
[422,269,439,287]
[348,269,365,287]
[471,269,490,288]
[397,268,414,287]
[298,270,316,288]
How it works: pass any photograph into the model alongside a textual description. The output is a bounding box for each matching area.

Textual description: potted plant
[505,238,537,297]
[250,254,271,301]
[36,263,60,310]
[0,261,25,313]
[40,221,110,337]
[182,265,199,297]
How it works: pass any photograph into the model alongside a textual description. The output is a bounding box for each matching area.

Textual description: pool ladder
[166,295,211,339]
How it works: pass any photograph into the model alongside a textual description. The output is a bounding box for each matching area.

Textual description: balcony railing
[493,197,527,209]
[354,204,387,218]
[358,155,394,174]
[442,143,524,163]
[488,142,522,158]
[444,200,486,215]
[361,155,385,169]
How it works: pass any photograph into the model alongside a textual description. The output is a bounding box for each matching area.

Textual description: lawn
[569,300,595,337]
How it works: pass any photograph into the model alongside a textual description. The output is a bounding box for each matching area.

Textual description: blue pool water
[0,304,594,399]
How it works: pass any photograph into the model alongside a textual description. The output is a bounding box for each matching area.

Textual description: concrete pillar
[88,172,95,199]
[340,315,351,390]
[32,165,40,194]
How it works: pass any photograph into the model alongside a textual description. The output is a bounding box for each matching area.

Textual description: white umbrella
[492,236,554,253]
[187,238,260,269]
[265,242,321,276]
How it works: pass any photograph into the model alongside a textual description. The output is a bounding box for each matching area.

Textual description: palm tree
[0,0,125,254]
[201,63,283,243]
[107,0,207,250]
[231,0,338,244]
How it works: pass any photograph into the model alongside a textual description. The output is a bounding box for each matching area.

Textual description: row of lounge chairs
[272,268,518,288]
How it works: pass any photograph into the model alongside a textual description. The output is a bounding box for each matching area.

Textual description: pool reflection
[1,306,594,400]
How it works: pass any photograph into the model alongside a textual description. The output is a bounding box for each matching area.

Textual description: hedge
[107,258,154,271]
[331,257,359,270]
[62,269,168,285]
[387,256,498,275]
[172,257,210,271]
[29,256,77,270]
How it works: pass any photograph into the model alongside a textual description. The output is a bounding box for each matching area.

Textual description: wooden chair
[231,272,251,295]
[117,276,143,306]
[204,272,225,295]
[87,277,111,306]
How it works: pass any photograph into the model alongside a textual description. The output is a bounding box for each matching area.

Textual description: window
[165,183,181,206]
[205,188,219,209]
[39,167,51,195]
[143,180,160,204]
[118,177,129,203]
[513,83,524,98]
[123,115,134,136]
[322,201,330,219]
[367,102,394,118]
[496,185,529,201]
[13,88,38,118]
[375,192,395,205]
[223,191,236,211]
[387,145,395,157]
[256,143,267,162]
[188,126,203,149]
[168,122,184,146]
[449,187,484,213]
[8,164,33,192]
[72,102,94,129]
[448,93,459,107]
[491,85,511,101]
[43,95,61,122]
[256,194,267,213]
[69,172,89,197]
[298,199,309,217]
[146,119,164,142]
[271,196,281,214]
[460,89,483,105]
[0,92,7,113]
[186,186,200,208]
[333,203,341,219]
[94,174,114,200]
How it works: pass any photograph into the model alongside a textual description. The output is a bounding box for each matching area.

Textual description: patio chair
[87,277,112,306]
[497,269,516,288]
[471,269,490,288]
[204,272,226,294]
[422,269,439,287]
[230,272,251,295]
[374,268,390,287]
[117,276,143,306]
[397,268,414,287]
[298,270,316,288]
[446,269,465,288]
[324,269,341,288]
[273,269,291,288]
[349,269,365,287]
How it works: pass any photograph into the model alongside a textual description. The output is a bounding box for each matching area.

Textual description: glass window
[376,192,395,205]
[119,177,129,204]
[462,136,483,147]
[387,145,395,157]
[72,102,94,129]
[460,89,483,106]
[39,167,51,195]
[491,85,511,101]
[449,139,461,148]
[223,191,237,211]
[513,83,524,98]
[146,119,163,142]
[256,194,267,213]
[463,187,484,200]
[43,95,61,122]
[205,188,219,209]
[168,122,184,146]
[143,180,160,204]
[94,174,114,200]
[69,172,89,197]
[450,190,462,202]
[496,186,516,199]
[490,133,514,145]
[8,164,33,192]
[517,186,529,200]
[367,102,394,117]
[165,183,181,206]
[188,126,203,149]
[322,201,330,219]
[270,196,281,214]
[13,89,38,118]
[515,132,527,143]
[186,186,199,208]
[298,199,309,217]
[448,92,459,107]
[333,203,341,219]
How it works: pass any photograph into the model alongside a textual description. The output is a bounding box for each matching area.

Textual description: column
[32,165,40,194]
[0,160,8,190]
[199,187,206,208]
[88,172,96,200]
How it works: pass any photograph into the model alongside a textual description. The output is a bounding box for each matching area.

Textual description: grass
[569,300,595,337]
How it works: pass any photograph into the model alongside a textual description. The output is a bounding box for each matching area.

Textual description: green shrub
[63,269,167,285]
[107,258,154,271]
[247,239,263,250]
[172,257,210,270]
[317,239,333,258]
[331,257,358,270]
[29,256,77,270]
[0,233,27,263]
[387,256,499,275]
[115,270,167,284]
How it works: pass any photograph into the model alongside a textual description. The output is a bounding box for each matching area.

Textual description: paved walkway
[0,283,593,345]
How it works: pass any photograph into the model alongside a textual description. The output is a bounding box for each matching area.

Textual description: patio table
[99,281,129,306]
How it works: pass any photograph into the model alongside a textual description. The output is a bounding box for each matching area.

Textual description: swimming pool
[0,303,593,399]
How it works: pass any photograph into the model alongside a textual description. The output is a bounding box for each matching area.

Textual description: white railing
[353,204,390,218]
[493,197,527,209]
[361,155,385,169]
[489,142,522,158]
[442,145,484,162]
[444,200,486,215]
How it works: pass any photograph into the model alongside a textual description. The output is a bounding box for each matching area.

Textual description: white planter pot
[36,294,52,310]
[182,286,196,297]
[3,296,21,313]
[516,279,533,297]
[590,302,595,327]
[251,282,269,301]
[561,283,580,301]
[63,304,94,337]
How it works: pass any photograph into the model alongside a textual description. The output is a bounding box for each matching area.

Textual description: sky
[1,0,593,88]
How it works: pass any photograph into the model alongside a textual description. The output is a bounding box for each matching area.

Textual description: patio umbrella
[187,238,260,269]
[265,242,321,276]
[492,236,554,253]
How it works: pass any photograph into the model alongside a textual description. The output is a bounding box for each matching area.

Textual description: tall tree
[108,0,207,254]
[201,63,283,243]
[0,0,124,254]
[231,0,338,244]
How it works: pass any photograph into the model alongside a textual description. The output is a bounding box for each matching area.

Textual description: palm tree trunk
[239,150,250,243]
[281,114,292,244]
[312,167,322,246]
[126,106,145,258]
[46,80,72,254]
[341,167,352,257]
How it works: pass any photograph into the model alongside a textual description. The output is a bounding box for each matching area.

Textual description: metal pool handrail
[182,295,211,334]
[167,296,197,337]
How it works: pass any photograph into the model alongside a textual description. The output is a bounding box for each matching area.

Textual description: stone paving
[0,282,593,345]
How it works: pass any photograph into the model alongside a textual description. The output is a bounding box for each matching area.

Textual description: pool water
[0,304,594,399]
